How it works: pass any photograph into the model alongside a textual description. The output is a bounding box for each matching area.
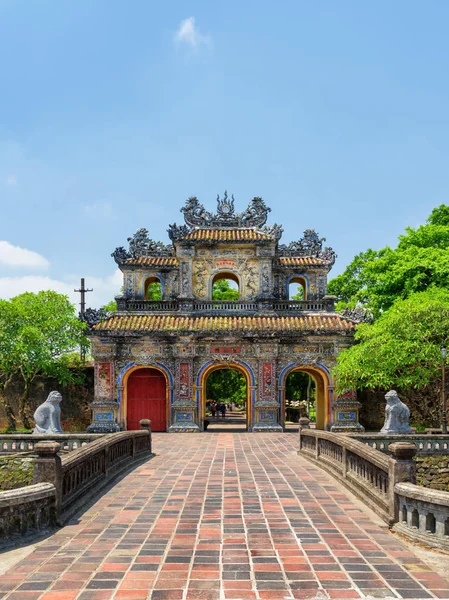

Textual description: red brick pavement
[1,432,448,600]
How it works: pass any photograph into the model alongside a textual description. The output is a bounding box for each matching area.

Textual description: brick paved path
[1,433,449,600]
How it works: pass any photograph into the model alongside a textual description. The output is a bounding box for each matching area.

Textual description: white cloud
[0,241,49,269]
[174,17,210,49]
[5,174,18,186]
[0,269,123,309]
[83,201,117,221]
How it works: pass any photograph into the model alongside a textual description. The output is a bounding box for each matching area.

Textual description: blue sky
[1,1,449,307]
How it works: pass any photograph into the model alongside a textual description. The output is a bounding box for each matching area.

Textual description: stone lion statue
[380,390,412,435]
[33,391,64,434]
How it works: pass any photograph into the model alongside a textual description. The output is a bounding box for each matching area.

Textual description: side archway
[117,362,174,431]
[278,362,333,430]
[196,360,256,430]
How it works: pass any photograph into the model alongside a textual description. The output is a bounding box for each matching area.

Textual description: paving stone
[1,432,447,599]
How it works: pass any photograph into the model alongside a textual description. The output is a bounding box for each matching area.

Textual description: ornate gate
[127,367,167,431]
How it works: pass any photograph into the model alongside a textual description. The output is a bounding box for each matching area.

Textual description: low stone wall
[299,429,449,550]
[0,434,105,454]
[0,483,56,544]
[416,455,449,491]
[0,427,153,548]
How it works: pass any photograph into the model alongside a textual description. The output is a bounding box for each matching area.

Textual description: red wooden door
[127,368,167,431]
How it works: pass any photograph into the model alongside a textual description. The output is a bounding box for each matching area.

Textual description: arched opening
[144,276,162,300]
[211,272,240,300]
[202,365,249,431]
[289,276,307,300]
[280,365,329,430]
[126,367,167,431]
[285,371,316,424]
[426,513,436,534]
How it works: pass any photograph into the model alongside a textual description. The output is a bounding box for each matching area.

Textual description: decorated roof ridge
[86,312,355,333]
[111,229,175,265]
[276,230,336,264]
[167,193,284,243]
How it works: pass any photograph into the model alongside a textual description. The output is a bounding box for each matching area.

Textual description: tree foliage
[147,282,162,300]
[0,291,89,430]
[101,300,117,312]
[334,289,449,424]
[206,369,246,404]
[328,205,449,318]
[212,279,239,300]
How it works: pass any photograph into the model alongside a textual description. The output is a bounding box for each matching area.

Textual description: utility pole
[74,278,93,316]
[75,278,93,362]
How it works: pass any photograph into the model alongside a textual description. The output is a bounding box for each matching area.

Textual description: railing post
[139,420,152,453]
[315,435,320,460]
[342,446,347,477]
[140,419,152,432]
[33,441,62,520]
[388,442,417,523]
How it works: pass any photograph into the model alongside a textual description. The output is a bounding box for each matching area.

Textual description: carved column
[168,354,200,432]
[253,359,283,432]
[88,345,120,433]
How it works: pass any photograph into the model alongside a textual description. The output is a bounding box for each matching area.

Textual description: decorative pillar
[168,358,200,432]
[331,389,364,432]
[87,361,120,433]
[253,360,283,432]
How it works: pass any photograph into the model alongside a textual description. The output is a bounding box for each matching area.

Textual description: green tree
[147,282,162,300]
[334,289,449,425]
[328,204,449,318]
[206,369,246,404]
[101,300,117,312]
[212,279,239,300]
[0,291,89,430]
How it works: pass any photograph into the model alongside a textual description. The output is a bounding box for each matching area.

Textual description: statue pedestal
[252,405,283,432]
[331,392,364,433]
[168,403,200,433]
[87,400,120,433]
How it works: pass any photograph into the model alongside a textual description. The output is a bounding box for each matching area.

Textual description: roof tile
[93,314,354,333]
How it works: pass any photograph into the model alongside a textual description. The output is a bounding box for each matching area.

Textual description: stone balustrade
[299,429,449,550]
[394,482,449,550]
[0,426,152,547]
[119,299,327,314]
[0,433,104,454]
[350,433,449,454]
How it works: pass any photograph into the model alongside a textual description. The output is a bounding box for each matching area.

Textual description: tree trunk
[0,377,16,431]
[19,380,32,430]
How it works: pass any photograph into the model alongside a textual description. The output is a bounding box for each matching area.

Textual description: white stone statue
[380,390,412,435]
[33,391,64,434]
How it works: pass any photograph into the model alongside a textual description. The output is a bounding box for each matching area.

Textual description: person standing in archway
[220,402,226,419]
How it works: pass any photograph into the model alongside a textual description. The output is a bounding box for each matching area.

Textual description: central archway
[197,361,255,431]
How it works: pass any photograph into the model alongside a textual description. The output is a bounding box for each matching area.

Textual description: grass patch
[0,457,34,491]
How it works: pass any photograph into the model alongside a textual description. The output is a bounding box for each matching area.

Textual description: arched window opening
[411,509,419,528]
[402,506,408,523]
[289,276,307,300]
[212,272,239,300]
[145,276,162,300]
[285,371,316,424]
